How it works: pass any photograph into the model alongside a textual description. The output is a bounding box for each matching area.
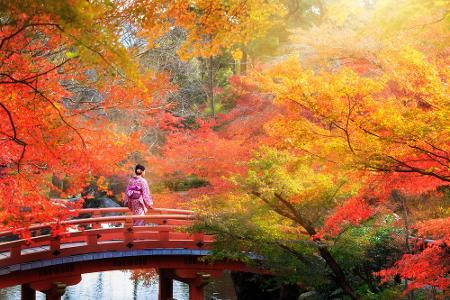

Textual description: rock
[83,196,120,208]
[84,196,122,216]
[97,196,121,208]
[298,291,317,300]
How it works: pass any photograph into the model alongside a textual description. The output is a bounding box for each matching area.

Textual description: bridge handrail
[0,223,196,251]
[0,207,195,239]
[78,207,194,215]
[64,214,194,225]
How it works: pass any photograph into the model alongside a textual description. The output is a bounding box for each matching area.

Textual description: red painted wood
[21,284,36,300]
[0,208,205,268]
[0,256,252,288]
[175,269,223,279]
[0,208,194,238]
[30,275,81,292]
[188,278,205,300]
[158,269,174,300]
[0,207,259,295]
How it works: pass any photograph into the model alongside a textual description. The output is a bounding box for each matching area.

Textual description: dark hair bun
[135,164,145,175]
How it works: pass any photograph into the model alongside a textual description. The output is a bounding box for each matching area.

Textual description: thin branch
[407,144,449,163]
[344,95,356,154]
[17,144,27,173]
[424,141,449,158]
[0,102,28,172]
[199,215,312,266]
[0,101,17,139]
[275,241,311,265]
[274,193,317,236]
[52,24,131,82]
[331,121,355,155]
[406,11,449,30]
[251,191,298,222]
[0,22,60,50]
[252,190,317,236]
[0,59,72,84]
[23,82,86,147]
[370,156,450,182]
[0,72,86,147]
[20,58,73,82]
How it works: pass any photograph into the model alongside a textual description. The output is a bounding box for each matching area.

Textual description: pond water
[0,270,237,300]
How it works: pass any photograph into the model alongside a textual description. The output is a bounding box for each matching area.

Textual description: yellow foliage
[254,42,449,189]
[232,49,244,61]
[134,0,285,59]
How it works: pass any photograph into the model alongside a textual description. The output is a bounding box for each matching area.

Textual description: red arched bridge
[0,208,252,300]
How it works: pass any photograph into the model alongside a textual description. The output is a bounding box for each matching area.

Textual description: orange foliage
[416,217,450,244]
[317,197,374,238]
[376,244,449,293]
[0,8,167,230]
[148,78,280,204]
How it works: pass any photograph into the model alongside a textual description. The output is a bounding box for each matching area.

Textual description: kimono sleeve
[141,178,153,208]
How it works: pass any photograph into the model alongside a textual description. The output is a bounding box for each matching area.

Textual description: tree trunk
[318,247,360,300]
[209,56,215,117]
[240,47,248,74]
[199,57,206,81]
[282,200,359,299]
[355,268,379,293]
[255,192,360,299]
[392,190,415,300]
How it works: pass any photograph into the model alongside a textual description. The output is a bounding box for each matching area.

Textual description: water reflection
[0,270,236,300]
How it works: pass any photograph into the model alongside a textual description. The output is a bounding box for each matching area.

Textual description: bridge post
[87,233,98,246]
[91,211,101,229]
[50,237,60,256]
[28,276,81,300]
[124,216,134,246]
[174,270,215,300]
[187,278,205,300]
[43,282,66,300]
[21,283,36,300]
[159,228,170,242]
[158,269,173,300]
[11,245,21,260]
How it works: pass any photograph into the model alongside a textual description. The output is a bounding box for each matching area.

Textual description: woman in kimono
[124,164,153,225]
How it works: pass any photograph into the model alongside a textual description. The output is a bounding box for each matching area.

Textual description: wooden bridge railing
[0,208,211,271]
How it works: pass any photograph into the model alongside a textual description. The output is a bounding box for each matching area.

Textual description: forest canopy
[0,0,448,299]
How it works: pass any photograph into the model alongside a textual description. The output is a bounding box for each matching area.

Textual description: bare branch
[0,101,17,139]
[0,76,86,148]
[0,101,28,172]
[0,22,60,50]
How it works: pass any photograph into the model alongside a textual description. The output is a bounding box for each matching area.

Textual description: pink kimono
[124,175,153,225]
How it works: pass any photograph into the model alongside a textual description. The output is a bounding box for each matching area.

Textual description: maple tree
[252,2,449,295]
[166,1,449,299]
[0,0,284,230]
[250,1,448,297]
[128,1,448,297]
[0,1,143,229]
[145,77,280,207]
